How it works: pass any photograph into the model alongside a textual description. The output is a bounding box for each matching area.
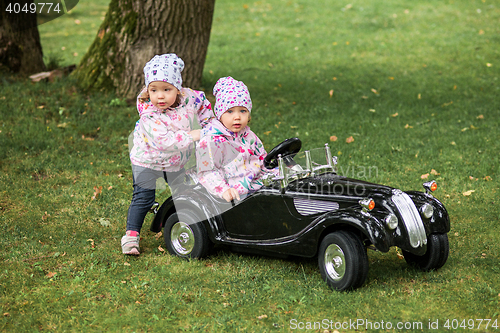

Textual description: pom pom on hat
[143,54,184,90]
[213,77,252,119]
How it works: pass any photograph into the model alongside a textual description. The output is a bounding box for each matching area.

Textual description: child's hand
[189,129,201,141]
[222,188,240,202]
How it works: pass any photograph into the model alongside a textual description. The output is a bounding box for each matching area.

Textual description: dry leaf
[135,301,141,304]
[155,232,163,240]
[391,112,399,117]
[462,190,475,196]
[430,169,440,176]
[404,124,413,129]
[87,239,95,248]
[330,135,338,142]
[486,63,492,67]
[124,262,131,266]
[345,136,354,143]
[421,173,430,179]
[469,176,477,181]
[484,176,492,181]
[257,315,268,320]
[329,90,334,97]
[74,19,81,25]
[92,186,103,200]
[477,115,484,120]
[264,131,272,135]
[369,109,376,112]
[46,272,57,278]
[158,245,165,253]
[371,88,378,94]
[42,211,50,221]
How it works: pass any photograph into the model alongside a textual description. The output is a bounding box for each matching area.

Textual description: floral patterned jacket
[196,120,275,198]
[130,87,213,172]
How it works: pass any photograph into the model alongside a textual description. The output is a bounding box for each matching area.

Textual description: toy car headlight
[420,203,434,219]
[384,213,398,230]
[423,180,437,194]
[359,198,375,212]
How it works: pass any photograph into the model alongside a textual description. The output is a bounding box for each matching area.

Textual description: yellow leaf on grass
[345,136,354,143]
[404,124,413,129]
[430,169,440,176]
[371,88,378,94]
[463,190,475,196]
[329,90,334,97]
[264,131,272,135]
[257,315,268,320]
[421,173,430,179]
[330,135,338,142]
[477,115,484,120]
[391,113,399,117]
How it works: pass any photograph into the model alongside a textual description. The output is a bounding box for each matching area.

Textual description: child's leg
[122,166,163,255]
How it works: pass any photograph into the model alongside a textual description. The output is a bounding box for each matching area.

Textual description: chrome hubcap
[171,221,194,255]
[324,244,345,281]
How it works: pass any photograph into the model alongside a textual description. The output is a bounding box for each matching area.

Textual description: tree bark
[0,0,46,75]
[73,0,215,100]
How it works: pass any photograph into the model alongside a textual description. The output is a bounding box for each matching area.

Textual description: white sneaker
[121,233,140,255]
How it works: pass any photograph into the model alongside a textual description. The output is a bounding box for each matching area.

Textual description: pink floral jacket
[196,120,274,198]
[130,87,213,172]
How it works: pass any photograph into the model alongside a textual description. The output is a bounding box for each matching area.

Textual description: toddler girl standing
[196,76,274,202]
[122,54,214,255]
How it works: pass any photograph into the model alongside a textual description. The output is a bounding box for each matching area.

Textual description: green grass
[1,0,500,331]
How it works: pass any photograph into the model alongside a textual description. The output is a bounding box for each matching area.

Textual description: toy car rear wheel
[318,231,369,291]
[164,211,212,259]
[402,233,449,271]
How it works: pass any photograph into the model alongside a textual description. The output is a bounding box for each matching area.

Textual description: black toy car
[150,138,450,291]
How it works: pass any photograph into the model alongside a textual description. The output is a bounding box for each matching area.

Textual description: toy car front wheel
[164,211,212,259]
[403,233,449,271]
[318,231,369,291]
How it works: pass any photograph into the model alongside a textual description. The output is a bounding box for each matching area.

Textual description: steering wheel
[264,137,302,169]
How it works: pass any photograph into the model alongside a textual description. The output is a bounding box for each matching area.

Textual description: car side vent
[293,198,339,216]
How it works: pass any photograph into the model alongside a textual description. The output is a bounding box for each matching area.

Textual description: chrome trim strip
[293,198,339,216]
[392,189,427,248]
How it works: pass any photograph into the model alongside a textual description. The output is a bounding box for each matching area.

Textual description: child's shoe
[121,231,140,255]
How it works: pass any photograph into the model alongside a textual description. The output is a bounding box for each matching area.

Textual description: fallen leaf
[135,301,141,304]
[442,101,453,107]
[451,141,456,145]
[486,63,492,67]
[371,88,378,94]
[418,93,422,99]
[257,315,268,320]
[391,112,399,117]
[484,176,492,181]
[158,245,165,253]
[155,232,163,240]
[99,218,111,227]
[107,186,113,190]
[404,124,413,129]
[421,173,430,179]
[330,135,338,142]
[469,176,477,181]
[476,114,484,120]
[92,186,103,200]
[345,136,354,143]
[479,29,485,35]
[430,169,440,176]
[46,272,57,278]
[42,211,50,221]
[369,109,376,112]
[87,239,95,248]
[461,127,469,132]
[329,90,334,97]
[3,313,9,317]
[462,190,475,196]
[124,262,131,266]
[74,19,81,25]
[57,122,69,128]
[264,131,272,135]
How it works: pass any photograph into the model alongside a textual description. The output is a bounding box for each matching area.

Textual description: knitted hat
[213,76,252,119]
[143,54,184,90]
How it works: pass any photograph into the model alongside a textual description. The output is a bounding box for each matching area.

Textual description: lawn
[1,0,499,332]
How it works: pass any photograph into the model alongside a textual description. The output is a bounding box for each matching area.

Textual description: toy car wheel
[318,231,369,291]
[402,233,449,271]
[164,211,212,259]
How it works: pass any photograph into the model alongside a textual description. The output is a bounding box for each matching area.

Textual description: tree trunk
[0,0,46,75]
[72,0,215,100]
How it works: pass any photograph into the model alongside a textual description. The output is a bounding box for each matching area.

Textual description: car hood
[287,173,394,198]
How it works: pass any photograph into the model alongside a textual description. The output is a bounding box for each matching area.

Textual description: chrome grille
[293,198,339,216]
[391,189,427,248]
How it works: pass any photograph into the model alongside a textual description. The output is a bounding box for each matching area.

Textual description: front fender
[406,191,451,234]
[319,209,391,253]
